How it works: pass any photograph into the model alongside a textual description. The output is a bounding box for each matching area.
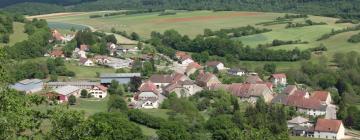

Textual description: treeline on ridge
[3,0,360,20]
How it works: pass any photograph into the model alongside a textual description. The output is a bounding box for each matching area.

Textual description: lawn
[137,124,157,137]
[70,97,109,117]
[0,22,28,47]
[65,61,116,80]
[140,109,171,120]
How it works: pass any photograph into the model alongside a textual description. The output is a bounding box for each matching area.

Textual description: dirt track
[27,12,86,19]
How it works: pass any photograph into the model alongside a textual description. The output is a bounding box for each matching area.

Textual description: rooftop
[100,73,141,78]
[315,119,342,133]
[53,85,80,96]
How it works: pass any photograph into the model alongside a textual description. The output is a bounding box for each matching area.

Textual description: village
[6,28,353,140]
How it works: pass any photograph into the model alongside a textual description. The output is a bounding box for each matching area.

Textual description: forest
[148,29,312,62]
[1,0,360,19]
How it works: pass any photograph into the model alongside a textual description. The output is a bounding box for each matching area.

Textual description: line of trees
[258,39,308,47]
[317,25,360,41]
[348,32,360,43]
[148,29,311,62]
[5,0,360,20]
[203,25,271,38]
[286,19,326,28]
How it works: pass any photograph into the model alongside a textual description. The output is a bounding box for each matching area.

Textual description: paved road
[325,104,337,119]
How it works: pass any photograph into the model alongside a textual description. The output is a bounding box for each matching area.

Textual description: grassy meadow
[30,10,360,71]
[0,22,28,47]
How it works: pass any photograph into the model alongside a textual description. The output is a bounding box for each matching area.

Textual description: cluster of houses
[47,30,139,69]
[12,35,349,139]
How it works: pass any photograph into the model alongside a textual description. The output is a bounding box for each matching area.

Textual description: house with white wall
[89,85,108,99]
[269,73,287,87]
[206,61,226,70]
[314,119,345,140]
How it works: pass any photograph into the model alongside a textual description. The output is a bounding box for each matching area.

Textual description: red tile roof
[287,92,324,110]
[282,85,297,95]
[50,50,64,57]
[80,44,89,51]
[96,85,107,91]
[149,73,185,84]
[179,55,193,62]
[52,30,64,41]
[211,83,272,99]
[188,62,201,69]
[245,75,263,84]
[176,51,187,58]
[196,72,215,83]
[206,61,222,67]
[312,91,330,102]
[138,81,158,93]
[271,73,286,79]
[315,119,342,133]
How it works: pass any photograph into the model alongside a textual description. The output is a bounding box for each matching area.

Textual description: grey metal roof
[47,81,99,86]
[100,73,141,78]
[53,85,80,96]
[10,79,43,92]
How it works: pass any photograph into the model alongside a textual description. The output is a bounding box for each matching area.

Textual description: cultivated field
[34,10,360,54]
[31,10,360,71]
[33,10,285,38]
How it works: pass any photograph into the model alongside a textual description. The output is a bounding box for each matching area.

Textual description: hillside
[0,0,95,8]
[34,10,360,60]
[3,0,360,19]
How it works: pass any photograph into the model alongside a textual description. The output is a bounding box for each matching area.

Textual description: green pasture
[65,61,116,80]
[40,10,285,38]
[0,22,28,47]
[33,10,360,70]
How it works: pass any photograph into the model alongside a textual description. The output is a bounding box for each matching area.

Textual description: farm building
[51,85,80,103]
[46,81,99,89]
[314,119,345,140]
[10,79,43,94]
[100,73,141,84]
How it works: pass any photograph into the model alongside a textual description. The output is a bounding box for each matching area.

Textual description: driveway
[325,104,337,119]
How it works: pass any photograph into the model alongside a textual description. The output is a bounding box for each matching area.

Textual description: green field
[0,22,28,47]
[31,10,360,71]
[35,10,360,55]
[33,11,285,38]
[65,61,116,80]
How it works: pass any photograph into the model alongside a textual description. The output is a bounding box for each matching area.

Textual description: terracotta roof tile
[271,73,286,79]
[315,119,342,133]
[312,91,330,102]
[50,50,64,57]
[206,61,222,67]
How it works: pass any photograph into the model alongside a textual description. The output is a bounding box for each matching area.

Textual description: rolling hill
[3,0,360,19]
